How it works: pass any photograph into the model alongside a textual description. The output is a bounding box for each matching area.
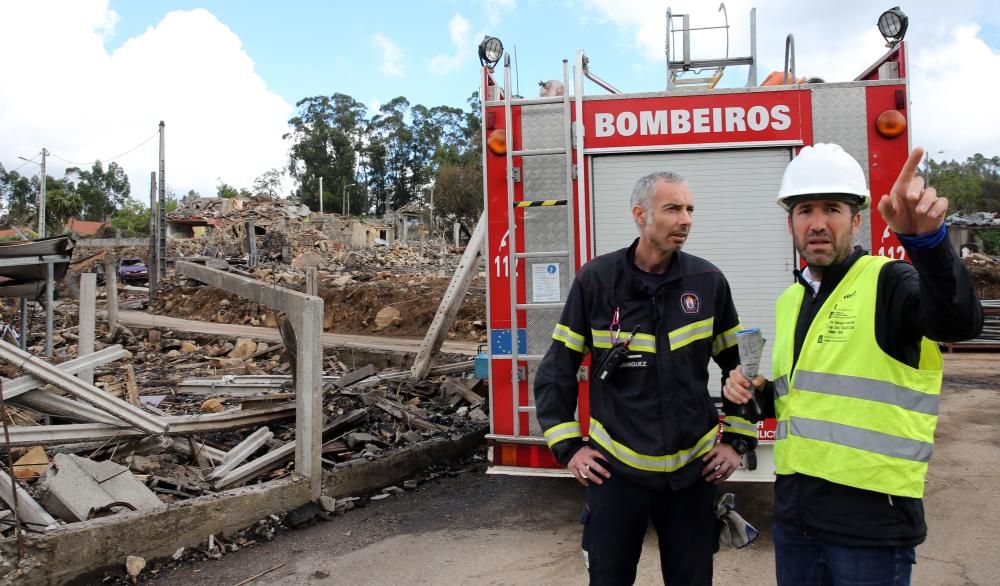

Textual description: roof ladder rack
[666,5,758,91]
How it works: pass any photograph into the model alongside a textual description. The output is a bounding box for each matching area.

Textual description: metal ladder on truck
[497,53,580,449]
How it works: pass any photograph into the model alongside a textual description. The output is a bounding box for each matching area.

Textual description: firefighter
[535,171,756,585]
[724,144,984,585]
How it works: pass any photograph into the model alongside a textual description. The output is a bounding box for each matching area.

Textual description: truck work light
[877,7,908,47]
[479,36,504,69]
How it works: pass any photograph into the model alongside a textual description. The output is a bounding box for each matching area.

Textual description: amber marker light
[875,109,906,138]
[487,129,507,155]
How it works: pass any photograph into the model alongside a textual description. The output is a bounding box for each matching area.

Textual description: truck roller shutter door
[591,148,793,388]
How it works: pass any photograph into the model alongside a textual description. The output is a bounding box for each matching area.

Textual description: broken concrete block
[373,306,401,331]
[126,555,145,581]
[38,454,163,522]
[228,338,257,360]
[346,432,379,449]
[318,495,337,513]
[13,446,50,479]
[201,398,225,413]
[469,407,488,422]
[292,252,324,269]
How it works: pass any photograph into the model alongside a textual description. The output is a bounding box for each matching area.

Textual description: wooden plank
[124,364,140,407]
[410,213,485,379]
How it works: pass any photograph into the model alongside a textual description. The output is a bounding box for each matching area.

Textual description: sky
[1,0,998,205]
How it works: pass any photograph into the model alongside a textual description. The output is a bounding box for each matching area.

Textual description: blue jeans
[773,522,916,586]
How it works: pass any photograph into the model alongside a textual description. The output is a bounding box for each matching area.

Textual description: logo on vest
[680,291,701,314]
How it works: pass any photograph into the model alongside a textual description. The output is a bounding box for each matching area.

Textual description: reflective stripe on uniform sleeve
[668,317,715,351]
[553,324,586,353]
[543,421,583,448]
[712,324,742,356]
[723,416,759,438]
[588,418,718,473]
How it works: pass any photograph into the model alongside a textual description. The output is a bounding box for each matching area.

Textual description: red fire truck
[479,7,914,480]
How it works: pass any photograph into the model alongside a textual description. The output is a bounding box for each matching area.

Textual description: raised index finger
[891,147,925,197]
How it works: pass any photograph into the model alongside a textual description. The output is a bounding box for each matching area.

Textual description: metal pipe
[562,58,576,278]
[44,262,53,357]
[503,54,520,437]
[784,34,796,85]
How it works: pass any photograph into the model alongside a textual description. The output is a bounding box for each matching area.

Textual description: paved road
[148,354,999,585]
[116,310,479,356]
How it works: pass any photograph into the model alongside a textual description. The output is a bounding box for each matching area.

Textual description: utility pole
[429,184,434,238]
[158,121,166,279]
[342,182,354,217]
[38,148,47,237]
[148,172,159,297]
[319,176,324,214]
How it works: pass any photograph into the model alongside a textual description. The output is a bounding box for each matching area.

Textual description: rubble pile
[964,253,1000,300]
[149,270,487,340]
[0,315,486,542]
[97,454,485,584]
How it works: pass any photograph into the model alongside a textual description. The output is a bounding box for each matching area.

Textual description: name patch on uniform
[680,291,701,314]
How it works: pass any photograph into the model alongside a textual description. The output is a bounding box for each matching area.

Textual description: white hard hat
[777,143,870,211]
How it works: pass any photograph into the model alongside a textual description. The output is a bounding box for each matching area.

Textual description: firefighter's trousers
[582,471,718,585]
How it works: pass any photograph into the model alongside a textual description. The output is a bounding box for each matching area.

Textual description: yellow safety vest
[772,256,943,498]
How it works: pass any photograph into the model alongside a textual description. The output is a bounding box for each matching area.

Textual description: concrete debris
[12,445,50,479]
[125,555,146,581]
[0,196,491,578]
[38,454,162,522]
[318,495,338,513]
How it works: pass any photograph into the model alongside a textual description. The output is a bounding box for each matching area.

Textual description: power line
[6,154,41,175]
[47,130,159,167]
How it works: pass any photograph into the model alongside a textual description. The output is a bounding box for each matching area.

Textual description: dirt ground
[149,273,487,342]
[146,353,1000,586]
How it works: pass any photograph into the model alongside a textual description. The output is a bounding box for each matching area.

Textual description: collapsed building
[0,195,488,583]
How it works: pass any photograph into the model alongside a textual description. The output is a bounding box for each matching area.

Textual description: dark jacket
[759,239,983,546]
[534,239,749,492]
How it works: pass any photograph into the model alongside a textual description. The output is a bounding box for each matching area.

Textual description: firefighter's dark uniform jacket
[535,239,755,491]
[755,240,983,546]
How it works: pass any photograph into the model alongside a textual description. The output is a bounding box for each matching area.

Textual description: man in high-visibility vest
[724,144,983,585]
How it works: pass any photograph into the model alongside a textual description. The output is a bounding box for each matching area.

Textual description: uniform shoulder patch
[680,291,701,314]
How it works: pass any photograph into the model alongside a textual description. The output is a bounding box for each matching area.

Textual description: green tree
[929,154,1000,213]
[217,181,250,199]
[111,199,151,236]
[44,177,84,234]
[0,163,36,223]
[433,162,483,232]
[65,161,130,221]
[284,94,366,212]
[252,168,284,198]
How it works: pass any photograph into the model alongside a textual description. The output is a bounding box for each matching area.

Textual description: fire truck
[479,7,914,480]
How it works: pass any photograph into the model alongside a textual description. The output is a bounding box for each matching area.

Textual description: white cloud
[0,1,292,202]
[909,25,1000,160]
[373,33,405,78]
[429,14,473,75]
[485,0,516,28]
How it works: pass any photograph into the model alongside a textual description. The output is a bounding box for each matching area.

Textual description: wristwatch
[728,437,751,456]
